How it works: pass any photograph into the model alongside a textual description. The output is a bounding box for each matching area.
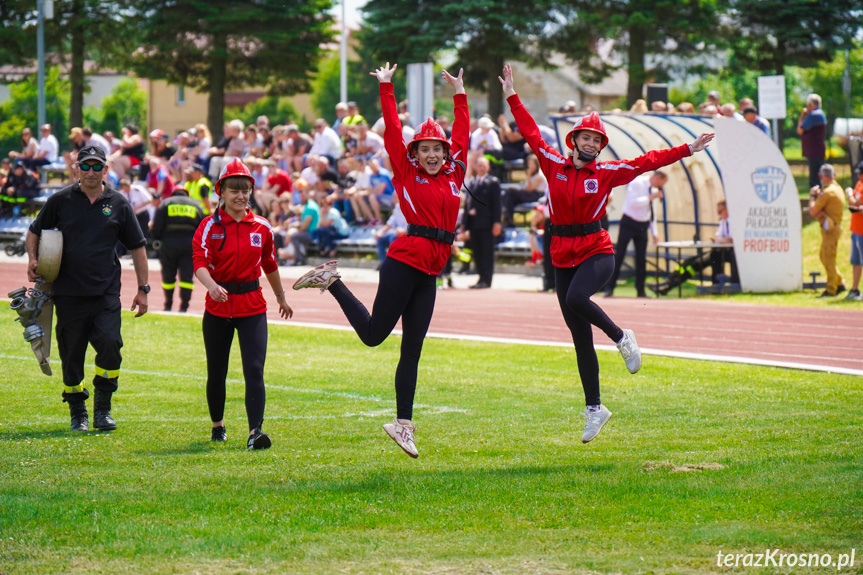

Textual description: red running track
[2,260,861,375]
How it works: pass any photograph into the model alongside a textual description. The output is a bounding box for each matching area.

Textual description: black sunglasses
[79,163,105,172]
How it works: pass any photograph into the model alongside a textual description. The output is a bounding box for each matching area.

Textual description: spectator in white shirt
[353,122,384,160]
[24,124,60,170]
[83,127,112,157]
[605,170,667,298]
[467,116,502,178]
[309,118,343,164]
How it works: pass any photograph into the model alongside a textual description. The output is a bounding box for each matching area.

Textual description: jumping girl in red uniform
[192,158,293,450]
[293,62,469,458]
[499,64,714,443]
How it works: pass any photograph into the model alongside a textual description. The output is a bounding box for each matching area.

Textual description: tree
[225,96,300,130]
[721,0,863,148]
[723,0,862,77]
[0,1,141,129]
[360,0,554,118]
[310,45,407,126]
[0,0,33,67]
[0,68,71,158]
[542,0,721,108]
[129,0,335,140]
[86,78,149,135]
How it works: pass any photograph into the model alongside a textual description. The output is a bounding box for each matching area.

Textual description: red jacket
[508,94,691,268]
[381,83,470,275]
[192,208,278,317]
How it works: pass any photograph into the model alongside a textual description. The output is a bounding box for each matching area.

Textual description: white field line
[0,354,468,417]
[284,320,863,377]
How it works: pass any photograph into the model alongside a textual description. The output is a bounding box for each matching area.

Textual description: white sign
[714,117,801,292]
[757,75,787,120]
[407,63,434,129]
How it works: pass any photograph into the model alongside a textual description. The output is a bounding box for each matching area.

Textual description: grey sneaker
[292,260,341,294]
[617,328,642,374]
[844,289,861,300]
[582,405,613,443]
[383,418,418,458]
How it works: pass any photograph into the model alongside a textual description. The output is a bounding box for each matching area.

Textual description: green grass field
[1,307,861,574]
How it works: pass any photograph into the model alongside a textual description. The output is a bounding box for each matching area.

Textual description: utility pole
[340,0,348,103]
[37,0,46,127]
[36,0,54,127]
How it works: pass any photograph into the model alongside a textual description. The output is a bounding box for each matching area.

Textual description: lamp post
[340,0,348,103]
[36,0,54,128]
[37,0,45,127]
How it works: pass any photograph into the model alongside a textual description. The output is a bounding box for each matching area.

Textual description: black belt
[216,279,260,294]
[406,224,455,245]
[547,221,603,237]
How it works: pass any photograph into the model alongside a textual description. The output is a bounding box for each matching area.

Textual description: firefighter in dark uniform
[26,145,149,432]
[150,185,204,312]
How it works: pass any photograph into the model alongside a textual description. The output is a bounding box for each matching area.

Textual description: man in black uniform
[461,156,502,289]
[26,145,149,432]
[150,184,204,312]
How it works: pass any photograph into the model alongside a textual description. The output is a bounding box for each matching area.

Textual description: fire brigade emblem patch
[250,233,262,247]
[101,205,112,215]
[584,179,599,194]
[449,182,460,197]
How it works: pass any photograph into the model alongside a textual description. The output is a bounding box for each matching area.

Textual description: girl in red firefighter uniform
[293,62,469,458]
[500,64,714,443]
[192,158,293,450]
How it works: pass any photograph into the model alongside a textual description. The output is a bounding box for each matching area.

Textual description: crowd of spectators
[0,88,780,269]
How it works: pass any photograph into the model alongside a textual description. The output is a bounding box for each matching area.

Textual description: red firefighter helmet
[565,112,609,151]
[409,118,450,156]
[214,158,253,196]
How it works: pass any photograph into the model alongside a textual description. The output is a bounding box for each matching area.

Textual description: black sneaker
[211,425,227,442]
[247,429,271,450]
[845,289,861,300]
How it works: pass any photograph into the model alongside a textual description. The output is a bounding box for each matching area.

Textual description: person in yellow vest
[150,185,204,311]
[183,163,214,215]
[809,163,846,297]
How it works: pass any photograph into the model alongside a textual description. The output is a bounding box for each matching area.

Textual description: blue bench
[0,216,34,242]
[333,225,381,254]
[495,227,532,257]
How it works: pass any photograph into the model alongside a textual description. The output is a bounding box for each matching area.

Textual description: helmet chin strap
[574,142,599,162]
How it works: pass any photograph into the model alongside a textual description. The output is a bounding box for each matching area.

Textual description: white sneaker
[292,260,341,294]
[383,418,419,458]
[582,405,612,443]
[617,328,642,374]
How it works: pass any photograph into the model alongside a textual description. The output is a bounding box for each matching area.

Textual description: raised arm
[370,62,397,84]
[441,68,466,95]
[499,63,516,99]
[499,63,564,174]
[690,133,714,153]
[371,63,409,183]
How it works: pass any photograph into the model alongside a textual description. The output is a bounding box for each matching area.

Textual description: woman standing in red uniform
[499,64,714,443]
[293,62,469,458]
[192,158,293,450]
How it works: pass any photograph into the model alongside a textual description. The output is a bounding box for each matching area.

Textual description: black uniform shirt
[150,195,204,242]
[30,182,146,297]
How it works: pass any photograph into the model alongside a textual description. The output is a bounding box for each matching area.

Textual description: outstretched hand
[691,132,715,153]
[370,62,397,83]
[498,64,516,98]
[441,68,465,95]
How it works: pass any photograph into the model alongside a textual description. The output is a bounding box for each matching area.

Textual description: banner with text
[714,117,802,292]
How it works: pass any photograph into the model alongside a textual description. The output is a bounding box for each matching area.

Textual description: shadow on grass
[0,428,87,440]
[140,442,218,456]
